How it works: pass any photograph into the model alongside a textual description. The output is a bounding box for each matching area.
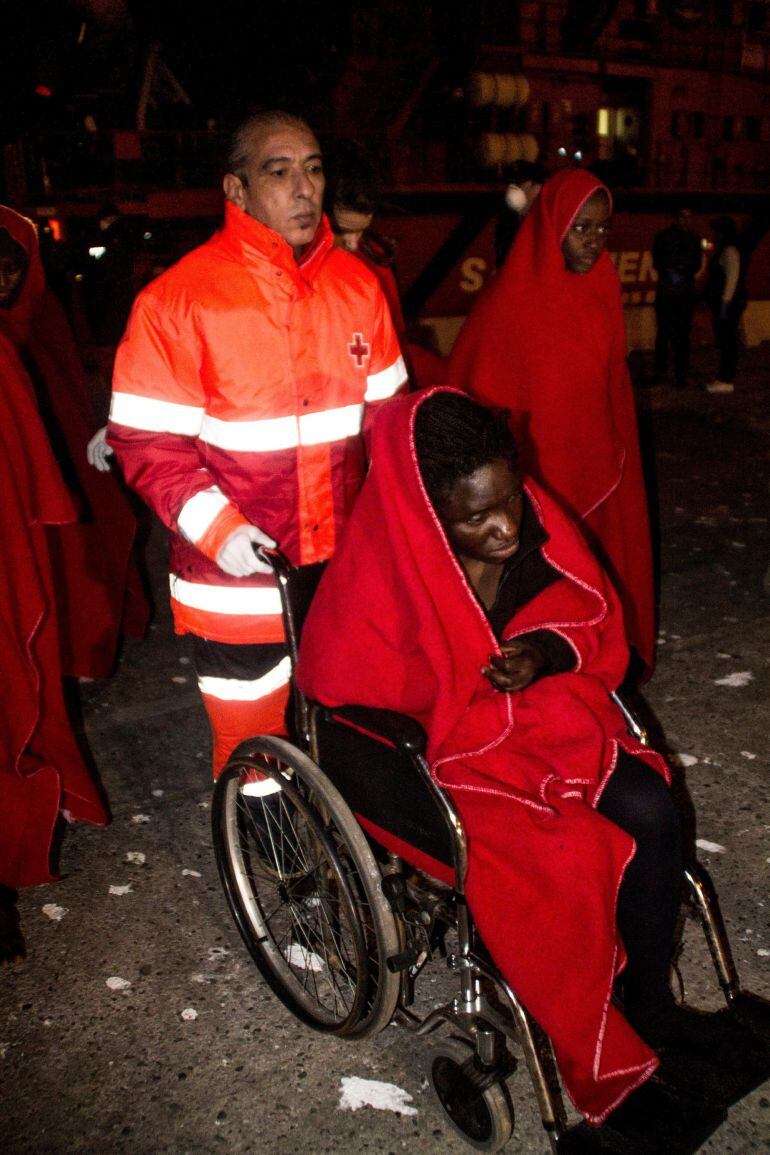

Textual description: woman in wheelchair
[296,388,745,1128]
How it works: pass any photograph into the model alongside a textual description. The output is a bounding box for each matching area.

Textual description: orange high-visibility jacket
[108,203,407,644]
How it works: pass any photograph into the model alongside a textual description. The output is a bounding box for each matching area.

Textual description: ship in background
[3,0,770,352]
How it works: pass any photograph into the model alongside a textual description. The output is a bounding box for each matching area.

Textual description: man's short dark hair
[226,110,314,180]
[325,141,380,215]
[503,160,545,186]
[414,391,518,508]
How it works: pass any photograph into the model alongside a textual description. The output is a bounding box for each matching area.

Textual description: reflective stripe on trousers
[192,638,291,777]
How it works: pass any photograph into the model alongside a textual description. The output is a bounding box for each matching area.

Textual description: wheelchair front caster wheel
[428,1036,514,1152]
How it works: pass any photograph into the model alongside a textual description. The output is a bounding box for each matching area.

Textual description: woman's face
[0,255,26,308]
[561,190,611,274]
[436,458,523,566]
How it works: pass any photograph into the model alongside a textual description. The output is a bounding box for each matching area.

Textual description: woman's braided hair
[414,391,517,508]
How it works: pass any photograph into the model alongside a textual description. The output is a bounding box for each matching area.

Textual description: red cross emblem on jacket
[348,332,371,367]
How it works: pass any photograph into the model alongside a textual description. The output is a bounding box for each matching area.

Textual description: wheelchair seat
[262,547,457,882]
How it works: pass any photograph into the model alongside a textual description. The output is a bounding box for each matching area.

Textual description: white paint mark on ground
[42,904,67,921]
[106,976,132,991]
[285,943,325,972]
[109,885,133,896]
[131,813,151,824]
[714,671,754,688]
[740,751,757,760]
[730,540,746,549]
[197,799,210,808]
[171,675,188,684]
[181,1007,198,1021]
[125,851,146,865]
[696,839,727,854]
[672,752,698,768]
[339,1076,418,1117]
[151,789,164,798]
[207,946,229,961]
[182,869,202,878]
[758,949,770,958]
[716,652,731,659]
[178,656,191,665]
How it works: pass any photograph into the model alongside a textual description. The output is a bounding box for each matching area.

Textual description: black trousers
[712,304,745,383]
[597,751,683,1022]
[654,295,695,384]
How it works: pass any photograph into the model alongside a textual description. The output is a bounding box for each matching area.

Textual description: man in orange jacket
[108,110,407,775]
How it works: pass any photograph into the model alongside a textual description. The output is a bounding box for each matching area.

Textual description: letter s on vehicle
[460,257,488,294]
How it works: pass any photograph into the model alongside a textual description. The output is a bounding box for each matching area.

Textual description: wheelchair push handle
[252,543,292,577]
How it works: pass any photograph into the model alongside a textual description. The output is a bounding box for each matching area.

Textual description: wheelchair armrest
[318,704,428,757]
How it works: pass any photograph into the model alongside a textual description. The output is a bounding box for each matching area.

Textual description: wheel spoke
[213,740,401,1037]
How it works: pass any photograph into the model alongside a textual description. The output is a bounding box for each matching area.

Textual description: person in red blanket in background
[297,389,755,1134]
[326,141,447,390]
[0,207,148,680]
[0,330,108,963]
[448,169,655,677]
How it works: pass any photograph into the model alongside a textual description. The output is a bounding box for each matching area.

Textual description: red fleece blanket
[0,206,148,678]
[0,333,108,887]
[297,388,668,1122]
[447,170,654,672]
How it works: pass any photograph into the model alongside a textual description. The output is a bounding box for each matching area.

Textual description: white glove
[215,524,276,577]
[86,426,114,472]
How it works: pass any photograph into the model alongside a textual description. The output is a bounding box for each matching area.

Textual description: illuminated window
[597,108,610,136]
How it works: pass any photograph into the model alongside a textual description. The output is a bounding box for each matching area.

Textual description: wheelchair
[212,550,765,1153]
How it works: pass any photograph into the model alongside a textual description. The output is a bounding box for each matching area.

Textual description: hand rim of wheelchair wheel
[428,1035,515,1152]
[212,736,401,1039]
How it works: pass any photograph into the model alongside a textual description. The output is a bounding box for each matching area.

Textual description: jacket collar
[219,201,333,285]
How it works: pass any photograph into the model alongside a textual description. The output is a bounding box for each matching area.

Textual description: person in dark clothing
[705,215,747,395]
[652,207,703,388]
[494,159,545,269]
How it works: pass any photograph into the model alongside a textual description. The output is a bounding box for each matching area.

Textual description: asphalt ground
[2,346,769,1154]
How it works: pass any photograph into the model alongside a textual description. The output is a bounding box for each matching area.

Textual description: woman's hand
[482,640,545,693]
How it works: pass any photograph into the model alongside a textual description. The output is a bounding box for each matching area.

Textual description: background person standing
[652,207,702,389]
[705,215,746,395]
[448,168,655,676]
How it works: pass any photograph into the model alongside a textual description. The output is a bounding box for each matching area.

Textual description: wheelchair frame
[212,549,744,1153]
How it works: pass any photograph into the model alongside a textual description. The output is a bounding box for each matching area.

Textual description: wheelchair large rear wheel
[212,736,401,1038]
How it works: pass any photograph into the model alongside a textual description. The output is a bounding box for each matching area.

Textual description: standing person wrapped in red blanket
[0,205,148,680]
[0,329,108,961]
[297,389,739,1129]
[448,169,655,674]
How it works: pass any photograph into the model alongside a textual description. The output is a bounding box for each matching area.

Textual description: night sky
[0,0,358,140]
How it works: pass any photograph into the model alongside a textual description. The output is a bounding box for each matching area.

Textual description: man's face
[675,208,693,231]
[0,255,26,308]
[332,207,373,253]
[223,124,325,256]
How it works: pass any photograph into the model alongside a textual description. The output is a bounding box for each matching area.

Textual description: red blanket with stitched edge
[296,387,667,1122]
